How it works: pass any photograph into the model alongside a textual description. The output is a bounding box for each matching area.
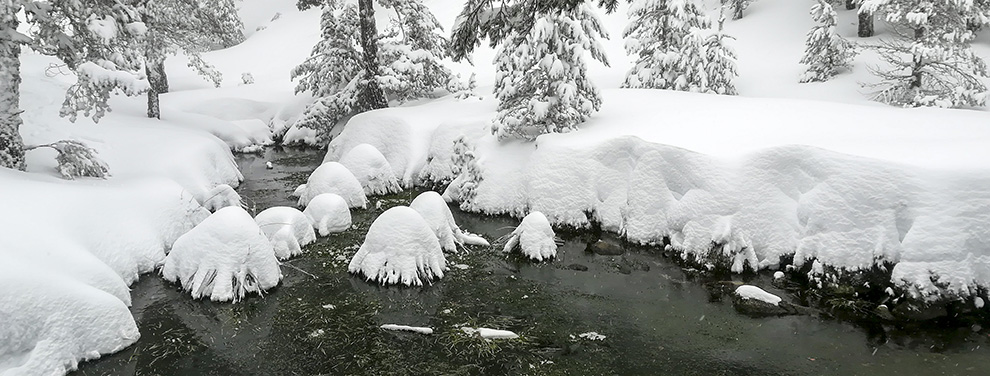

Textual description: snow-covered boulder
[255,206,316,260]
[162,206,282,302]
[503,212,557,261]
[200,184,242,212]
[348,206,447,286]
[339,143,402,195]
[0,260,139,376]
[296,162,367,208]
[409,191,489,253]
[303,193,352,236]
[732,285,793,317]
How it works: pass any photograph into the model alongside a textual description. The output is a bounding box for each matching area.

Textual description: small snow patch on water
[578,332,606,341]
[976,297,985,309]
[461,327,519,339]
[381,324,433,335]
[453,263,470,270]
[773,271,784,279]
[309,329,325,338]
[322,304,336,310]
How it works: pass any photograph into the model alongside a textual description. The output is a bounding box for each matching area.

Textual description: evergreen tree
[800,0,857,83]
[862,0,988,107]
[143,0,245,118]
[491,4,609,140]
[292,0,464,143]
[623,0,716,91]
[723,0,754,20]
[701,17,739,94]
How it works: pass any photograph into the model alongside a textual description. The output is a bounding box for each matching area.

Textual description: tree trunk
[911,27,924,89]
[143,13,168,119]
[845,0,856,11]
[0,4,26,171]
[858,10,874,37]
[357,0,387,111]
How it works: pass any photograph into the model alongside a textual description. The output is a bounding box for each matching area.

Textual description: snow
[774,271,785,279]
[254,206,316,260]
[977,297,985,309]
[338,144,402,195]
[577,332,607,341]
[161,207,282,302]
[200,184,243,212]
[735,285,783,306]
[502,212,558,262]
[302,193,352,236]
[296,162,367,208]
[348,206,447,286]
[409,191,489,253]
[380,324,434,335]
[460,327,519,339]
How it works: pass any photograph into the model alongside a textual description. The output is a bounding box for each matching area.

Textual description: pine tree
[623,0,711,90]
[143,0,244,119]
[800,0,857,83]
[491,4,609,141]
[702,17,739,94]
[292,0,463,143]
[862,0,988,107]
[723,0,754,20]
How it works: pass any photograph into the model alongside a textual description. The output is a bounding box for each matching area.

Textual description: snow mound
[325,114,412,184]
[503,212,557,262]
[0,259,139,376]
[200,184,243,212]
[460,327,519,339]
[409,191,489,253]
[303,193,352,236]
[162,206,282,302]
[380,324,433,335]
[338,144,402,195]
[255,206,316,260]
[735,285,783,306]
[296,162,367,208]
[348,206,447,286]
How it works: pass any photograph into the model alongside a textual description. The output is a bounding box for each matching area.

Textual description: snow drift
[161,206,283,302]
[255,206,316,260]
[348,206,447,286]
[302,193,352,236]
[409,191,489,253]
[296,161,367,208]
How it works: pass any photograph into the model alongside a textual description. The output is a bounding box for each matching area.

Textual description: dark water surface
[74,147,990,375]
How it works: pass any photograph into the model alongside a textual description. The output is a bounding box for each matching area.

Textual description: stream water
[74,147,990,375]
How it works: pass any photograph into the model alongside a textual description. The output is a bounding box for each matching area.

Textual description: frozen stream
[74,147,990,375]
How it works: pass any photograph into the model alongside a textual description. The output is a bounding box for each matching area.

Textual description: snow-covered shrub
[25,140,110,179]
[491,4,609,141]
[409,191,489,253]
[161,206,282,302]
[255,206,316,260]
[303,193,352,236]
[503,212,558,262]
[338,143,401,195]
[348,206,447,286]
[241,72,254,85]
[800,0,857,83]
[200,184,242,212]
[442,136,485,210]
[296,161,367,208]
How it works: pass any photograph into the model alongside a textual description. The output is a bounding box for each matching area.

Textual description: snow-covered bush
[303,193,352,236]
[409,191,489,253]
[800,0,857,83]
[348,206,447,286]
[503,212,558,262]
[255,206,316,260]
[161,206,282,302]
[241,72,255,85]
[25,140,110,179]
[338,143,401,195]
[296,162,367,208]
[491,4,609,141]
[200,184,243,212]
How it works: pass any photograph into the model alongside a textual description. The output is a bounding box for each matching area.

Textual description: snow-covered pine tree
[623,0,712,90]
[702,16,739,94]
[862,0,989,107]
[800,0,857,83]
[143,0,245,118]
[723,0,754,20]
[491,4,609,141]
[292,0,463,143]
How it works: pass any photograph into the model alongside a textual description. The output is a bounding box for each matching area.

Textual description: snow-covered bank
[326,90,990,300]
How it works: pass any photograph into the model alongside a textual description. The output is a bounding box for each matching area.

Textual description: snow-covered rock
[0,259,139,376]
[348,206,447,286]
[200,184,242,212]
[254,206,316,260]
[162,206,282,302]
[303,193,352,236]
[296,162,367,208]
[380,324,433,335]
[503,212,557,262]
[460,327,519,339]
[409,191,489,253]
[338,143,402,195]
[735,285,783,305]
